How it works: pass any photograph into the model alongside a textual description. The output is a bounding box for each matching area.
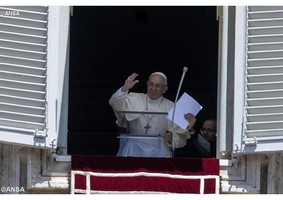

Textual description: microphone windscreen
[183,66,188,72]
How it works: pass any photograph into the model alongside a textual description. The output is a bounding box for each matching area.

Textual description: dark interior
[68,6,219,156]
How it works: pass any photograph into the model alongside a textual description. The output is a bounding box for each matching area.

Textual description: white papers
[167,92,202,129]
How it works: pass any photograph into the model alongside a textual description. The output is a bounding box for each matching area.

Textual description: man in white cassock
[109,71,195,158]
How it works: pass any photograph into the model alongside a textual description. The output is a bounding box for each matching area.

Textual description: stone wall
[220,152,283,194]
[0,143,70,194]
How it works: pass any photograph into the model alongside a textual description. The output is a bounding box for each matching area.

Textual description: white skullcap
[149,72,167,80]
[149,72,168,85]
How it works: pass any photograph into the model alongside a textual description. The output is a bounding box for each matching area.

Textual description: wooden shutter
[234,6,283,153]
[0,6,60,148]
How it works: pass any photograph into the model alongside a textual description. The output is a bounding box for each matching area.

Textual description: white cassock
[109,88,191,158]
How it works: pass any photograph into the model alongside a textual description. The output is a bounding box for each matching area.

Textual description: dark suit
[175,132,216,158]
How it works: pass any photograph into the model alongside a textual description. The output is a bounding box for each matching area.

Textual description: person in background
[197,118,217,157]
[176,115,217,158]
[109,72,194,158]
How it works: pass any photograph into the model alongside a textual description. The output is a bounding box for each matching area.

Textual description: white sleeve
[116,87,128,98]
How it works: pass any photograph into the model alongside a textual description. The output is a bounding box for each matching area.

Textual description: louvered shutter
[0,6,59,148]
[234,6,283,153]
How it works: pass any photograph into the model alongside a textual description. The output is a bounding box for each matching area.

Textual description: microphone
[183,66,188,73]
[171,66,188,157]
[175,66,188,104]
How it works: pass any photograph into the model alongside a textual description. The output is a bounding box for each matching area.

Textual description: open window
[68,6,219,156]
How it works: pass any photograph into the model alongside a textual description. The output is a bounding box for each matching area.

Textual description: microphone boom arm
[171,66,188,156]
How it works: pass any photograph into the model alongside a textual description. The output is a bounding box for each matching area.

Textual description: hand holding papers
[167,92,202,129]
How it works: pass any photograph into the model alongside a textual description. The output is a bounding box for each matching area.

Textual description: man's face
[147,75,168,100]
[200,120,216,143]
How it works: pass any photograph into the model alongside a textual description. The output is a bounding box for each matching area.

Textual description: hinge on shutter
[244,137,257,146]
[34,129,47,138]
